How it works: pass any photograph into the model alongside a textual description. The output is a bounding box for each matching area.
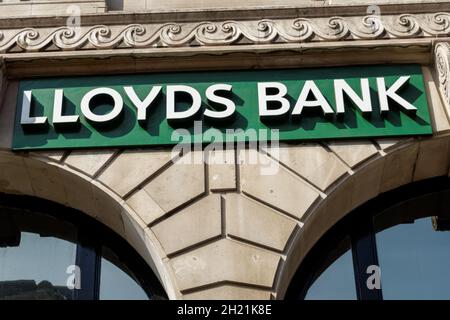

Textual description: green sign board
[13,64,432,150]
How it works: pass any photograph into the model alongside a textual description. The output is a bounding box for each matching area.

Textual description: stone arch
[0,150,176,299]
[274,134,450,299]
[0,62,449,300]
[8,136,448,300]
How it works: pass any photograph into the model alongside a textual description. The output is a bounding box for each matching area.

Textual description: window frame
[285,176,450,300]
[0,193,167,300]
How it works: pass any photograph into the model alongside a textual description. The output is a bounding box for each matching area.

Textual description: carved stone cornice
[1,1,450,29]
[435,42,450,109]
[0,12,449,54]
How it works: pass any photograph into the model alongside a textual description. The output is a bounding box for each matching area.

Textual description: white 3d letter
[204,84,236,120]
[20,90,47,125]
[334,79,372,115]
[53,89,79,124]
[81,87,123,123]
[166,85,202,121]
[377,76,417,114]
[257,82,290,119]
[124,86,162,122]
[292,80,334,116]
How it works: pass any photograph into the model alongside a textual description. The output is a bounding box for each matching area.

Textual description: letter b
[257,82,290,121]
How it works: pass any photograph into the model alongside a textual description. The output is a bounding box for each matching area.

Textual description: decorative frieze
[0,12,449,53]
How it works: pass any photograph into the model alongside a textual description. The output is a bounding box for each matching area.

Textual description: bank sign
[13,64,431,150]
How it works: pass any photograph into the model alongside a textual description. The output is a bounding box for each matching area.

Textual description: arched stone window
[0,193,166,300]
[286,177,450,300]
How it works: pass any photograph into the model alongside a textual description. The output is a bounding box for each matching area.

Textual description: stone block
[98,149,173,197]
[170,239,280,291]
[240,149,319,219]
[65,149,117,176]
[226,193,297,251]
[152,195,222,255]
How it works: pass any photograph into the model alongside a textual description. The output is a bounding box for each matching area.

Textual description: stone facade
[1,0,450,299]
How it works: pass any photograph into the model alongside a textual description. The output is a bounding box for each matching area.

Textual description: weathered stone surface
[375,138,405,151]
[414,137,450,181]
[380,143,419,192]
[434,42,450,119]
[316,158,384,225]
[208,149,236,191]
[0,152,33,195]
[183,285,272,300]
[0,1,105,17]
[328,141,378,168]
[23,157,66,205]
[170,239,280,291]
[240,149,320,219]
[422,66,450,133]
[226,193,297,251]
[65,149,117,176]
[91,180,126,237]
[350,158,385,209]
[0,60,6,123]
[143,152,205,213]
[120,208,165,287]
[33,151,67,162]
[265,143,348,191]
[144,0,326,11]
[58,165,97,218]
[98,149,173,197]
[126,189,165,225]
[152,195,222,255]
[0,81,17,150]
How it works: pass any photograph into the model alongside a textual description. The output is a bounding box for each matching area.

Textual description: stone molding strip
[1,12,450,53]
[1,2,450,28]
[436,42,450,109]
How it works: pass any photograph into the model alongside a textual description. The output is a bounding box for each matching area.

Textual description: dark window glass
[0,232,77,300]
[0,209,78,300]
[305,249,356,300]
[99,246,149,300]
[287,178,450,300]
[0,196,165,300]
[375,216,450,300]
